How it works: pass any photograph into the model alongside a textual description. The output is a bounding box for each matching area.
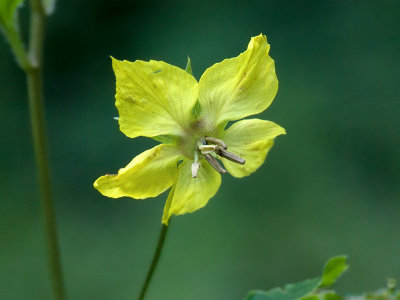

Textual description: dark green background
[1,1,399,299]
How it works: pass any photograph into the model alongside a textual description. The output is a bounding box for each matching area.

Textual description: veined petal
[112,58,198,139]
[198,34,278,128]
[221,119,286,178]
[163,159,221,223]
[94,144,181,199]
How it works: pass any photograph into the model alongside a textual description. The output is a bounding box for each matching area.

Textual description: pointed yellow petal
[94,144,181,199]
[112,58,198,139]
[221,119,286,178]
[198,34,278,128]
[163,159,221,222]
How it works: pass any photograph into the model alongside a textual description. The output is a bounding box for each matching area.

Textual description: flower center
[191,136,245,178]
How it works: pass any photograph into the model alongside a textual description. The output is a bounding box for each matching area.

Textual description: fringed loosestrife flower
[94,34,286,225]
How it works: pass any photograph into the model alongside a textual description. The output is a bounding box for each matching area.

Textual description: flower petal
[94,144,181,199]
[112,58,198,139]
[221,119,286,178]
[198,34,278,128]
[163,159,221,223]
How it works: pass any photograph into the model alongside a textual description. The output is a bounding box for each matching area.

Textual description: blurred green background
[1,0,399,299]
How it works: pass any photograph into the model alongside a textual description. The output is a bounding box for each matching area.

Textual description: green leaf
[185,56,193,75]
[286,278,322,299]
[301,296,320,300]
[387,278,397,293]
[245,256,349,300]
[323,293,342,300]
[302,292,343,300]
[246,278,321,300]
[319,256,348,288]
[0,0,24,30]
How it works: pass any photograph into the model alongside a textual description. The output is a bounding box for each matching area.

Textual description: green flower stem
[26,0,65,299]
[138,224,170,300]
[27,69,65,300]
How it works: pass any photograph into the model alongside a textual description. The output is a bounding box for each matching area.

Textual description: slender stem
[2,0,65,297]
[27,69,65,300]
[26,0,65,299]
[138,224,170,300]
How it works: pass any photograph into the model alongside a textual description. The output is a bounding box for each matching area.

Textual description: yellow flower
[94,34,286,225]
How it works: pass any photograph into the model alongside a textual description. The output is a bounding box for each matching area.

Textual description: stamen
[199,144,218,154]
[204,154,228,174]
[216,148,246,165]
[205,137,227,149]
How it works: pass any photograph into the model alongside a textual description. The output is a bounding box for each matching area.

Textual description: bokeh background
[1,1,399,299]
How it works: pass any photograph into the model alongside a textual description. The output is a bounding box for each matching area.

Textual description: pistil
[191,151,200,178]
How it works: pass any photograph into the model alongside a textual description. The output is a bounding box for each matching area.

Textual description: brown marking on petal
[191,118,206,130]
[126,96,136,103]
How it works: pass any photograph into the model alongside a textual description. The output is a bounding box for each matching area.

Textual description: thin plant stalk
[3,0,66,298]
[27,69,65,300]
[28,0,65,298]
[138,224,170,300]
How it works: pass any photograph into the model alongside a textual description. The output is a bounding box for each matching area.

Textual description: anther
[216,148,246,165]
[205,137,227,149]
[199,144,218,154]
[204,154,228,174]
